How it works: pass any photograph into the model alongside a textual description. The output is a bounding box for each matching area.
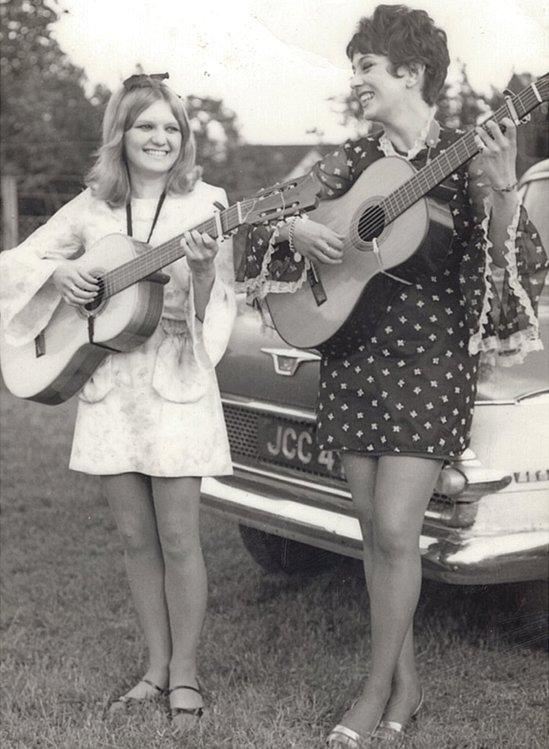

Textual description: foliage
[330,63,547,177]
[0,0,109,205]
[331,62,503,138]
[186,95,241,195]
[0,1,243,213]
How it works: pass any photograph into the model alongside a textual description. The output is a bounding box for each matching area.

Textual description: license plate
[257,416,344,479]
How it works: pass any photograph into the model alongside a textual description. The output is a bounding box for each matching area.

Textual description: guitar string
[93,85,541,298]
[355,86,538,240]
[95,192,301,298]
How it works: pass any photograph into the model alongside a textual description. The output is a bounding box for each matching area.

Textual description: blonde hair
[86,81,200,206]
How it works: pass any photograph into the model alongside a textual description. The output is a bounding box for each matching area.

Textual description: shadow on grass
[248,556,548,652]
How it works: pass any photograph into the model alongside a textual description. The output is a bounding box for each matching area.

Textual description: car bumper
[201,474,549,585]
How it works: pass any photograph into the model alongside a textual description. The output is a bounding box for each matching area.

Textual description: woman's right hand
[292,218,344,264]
[52,263,100,307]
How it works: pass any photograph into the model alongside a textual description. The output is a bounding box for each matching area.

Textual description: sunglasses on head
[122,73,169,91]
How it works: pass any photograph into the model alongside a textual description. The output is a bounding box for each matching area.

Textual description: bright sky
[55,0,548,144]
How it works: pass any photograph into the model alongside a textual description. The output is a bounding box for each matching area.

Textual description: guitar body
[0,173,322,405]
[0,234,165,404]
[265,156,454,348]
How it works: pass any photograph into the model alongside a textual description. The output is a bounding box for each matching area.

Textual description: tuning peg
[213,201,225,211]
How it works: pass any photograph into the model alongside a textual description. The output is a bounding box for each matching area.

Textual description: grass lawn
[1,386,547,748]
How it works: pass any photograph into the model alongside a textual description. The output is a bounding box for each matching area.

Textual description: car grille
[222,404,458,514]
[223,404,259,460]
[222,403,343,483]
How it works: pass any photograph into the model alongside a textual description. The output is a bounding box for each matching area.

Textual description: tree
[331,63,502,138]
[0,0,109,211]
[184,95,242,197]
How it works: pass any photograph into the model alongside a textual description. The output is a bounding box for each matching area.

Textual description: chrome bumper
[201,476,549,585]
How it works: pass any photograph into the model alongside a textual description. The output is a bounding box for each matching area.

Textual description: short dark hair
[346,4,450,106]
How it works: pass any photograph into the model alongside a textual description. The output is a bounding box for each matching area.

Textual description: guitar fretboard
[381,83,542,224]
[100,200,250,299]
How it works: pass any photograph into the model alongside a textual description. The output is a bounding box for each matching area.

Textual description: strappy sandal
[169,684,204,729]
[327,723,378,747]
[376,689,424,740]
[108,678,166,714]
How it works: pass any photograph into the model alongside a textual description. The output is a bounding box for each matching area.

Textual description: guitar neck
[102,201,247,298]
[383,82,543,223]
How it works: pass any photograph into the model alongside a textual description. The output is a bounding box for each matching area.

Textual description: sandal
[376,689,424,738]
[327,723,378,747]
[108,678,166,713]
[169,684,204,727]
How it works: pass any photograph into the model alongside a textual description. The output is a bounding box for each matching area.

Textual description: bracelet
[491,180,518,193]
[288,216,301,261]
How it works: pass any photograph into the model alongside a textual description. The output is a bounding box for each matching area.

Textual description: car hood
[218,296,319,409]
[218,297,549,407]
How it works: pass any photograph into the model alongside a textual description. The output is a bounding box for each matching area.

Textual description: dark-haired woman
[237,5,547,745]
[0,75,235,731]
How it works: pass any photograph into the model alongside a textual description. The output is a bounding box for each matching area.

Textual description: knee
[373,519,416,560]
[117,519,157,557]
[159,526,201,563]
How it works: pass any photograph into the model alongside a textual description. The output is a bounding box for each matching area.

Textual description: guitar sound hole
[358,204,386,242]
[84,286,104,313]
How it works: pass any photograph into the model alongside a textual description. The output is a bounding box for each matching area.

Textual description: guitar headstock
[242,174,321,226]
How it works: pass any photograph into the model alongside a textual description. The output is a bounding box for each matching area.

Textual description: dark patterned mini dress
[237,128,547,461]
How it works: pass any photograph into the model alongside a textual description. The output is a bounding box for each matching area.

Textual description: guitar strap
[126,190,167,243]
[86,191,168,352]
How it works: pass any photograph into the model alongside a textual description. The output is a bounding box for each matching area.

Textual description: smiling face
[123,98,182,181]
[350,52,410,125]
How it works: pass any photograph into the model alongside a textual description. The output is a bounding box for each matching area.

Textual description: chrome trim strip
[232,461,350,498]
[516,388,549,403]
[222,395,316,422]
[443,531,549,565]
[201,477,438,551]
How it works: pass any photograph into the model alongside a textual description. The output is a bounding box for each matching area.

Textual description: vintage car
[201,160,549,586]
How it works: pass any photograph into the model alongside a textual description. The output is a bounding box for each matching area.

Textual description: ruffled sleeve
[235,140,357,301]
[186,189,236,369]
[0,190,89,345]
[459,160,548,366]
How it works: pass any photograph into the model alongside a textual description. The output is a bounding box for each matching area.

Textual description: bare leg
[102,473,171,696]
[152,476,206,727]
[334,455,441,737]
[342,455,422,724]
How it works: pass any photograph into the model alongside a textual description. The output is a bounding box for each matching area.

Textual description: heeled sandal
[327,701,381,748]
[376,689,424,738]
[327,722,378,747]
[169,684,204,728]
[108,678,166,713]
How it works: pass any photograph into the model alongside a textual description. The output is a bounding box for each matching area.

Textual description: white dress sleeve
[186,188,236,369]
[0,190,90,345]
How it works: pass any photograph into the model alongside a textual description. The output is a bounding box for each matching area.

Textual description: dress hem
[69,465,233,478]
[334,448,451,461]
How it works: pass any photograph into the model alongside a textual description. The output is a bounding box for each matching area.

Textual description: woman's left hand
[181,230,218,276]
[474,117,517,191]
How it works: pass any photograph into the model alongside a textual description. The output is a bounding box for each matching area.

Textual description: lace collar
[378,110,439,160]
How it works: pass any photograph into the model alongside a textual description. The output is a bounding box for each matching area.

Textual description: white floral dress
[0,181,236,476]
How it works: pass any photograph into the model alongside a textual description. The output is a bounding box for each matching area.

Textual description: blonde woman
[0,73,236,731]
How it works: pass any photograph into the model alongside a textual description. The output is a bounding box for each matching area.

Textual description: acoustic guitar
[266,75,548,348]
[0,175,320,404]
